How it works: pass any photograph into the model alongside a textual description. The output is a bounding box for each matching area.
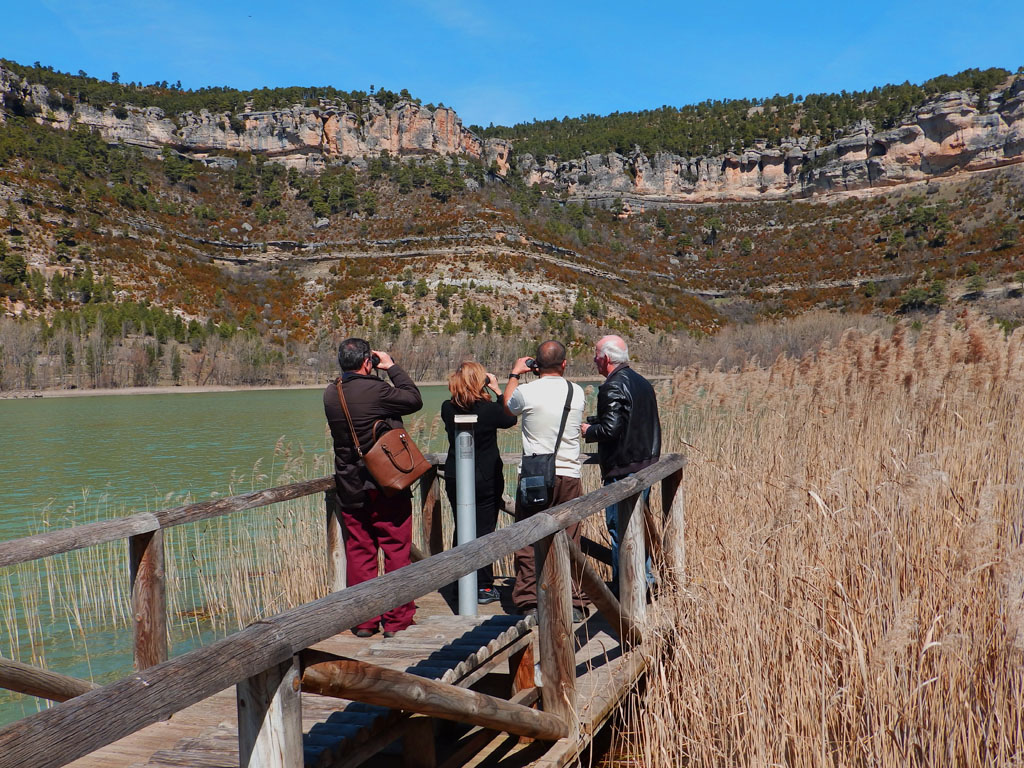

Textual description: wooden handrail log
[0,623,294,768]
[301,658,567,742]
[0,657,99,703]
[0,512,161,570]
[153,476,335,529]
[0,454,684,768]
[0,453,600,569]
[0,476,335,568]
[543,454,684,533]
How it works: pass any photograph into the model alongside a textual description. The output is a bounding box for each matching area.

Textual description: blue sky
[2,1,1022,128]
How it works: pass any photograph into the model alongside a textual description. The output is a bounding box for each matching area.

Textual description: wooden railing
[0,453,686,768]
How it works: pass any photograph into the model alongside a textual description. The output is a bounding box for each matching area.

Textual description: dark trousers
[512,475,586,611]
[445,481,500,589]
[340,490,415,633]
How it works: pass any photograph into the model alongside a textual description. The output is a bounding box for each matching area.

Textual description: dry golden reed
[612,312,1024,767]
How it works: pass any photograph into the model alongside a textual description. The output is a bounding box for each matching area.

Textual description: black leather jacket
[584,364,661,480]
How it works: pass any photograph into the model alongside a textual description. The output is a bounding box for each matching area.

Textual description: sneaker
[353,628,375,638]
[383,630,396,638]
[477,587,500,605]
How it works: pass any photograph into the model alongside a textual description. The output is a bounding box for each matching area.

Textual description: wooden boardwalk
[0,454,685,768]
[64,588,643,768]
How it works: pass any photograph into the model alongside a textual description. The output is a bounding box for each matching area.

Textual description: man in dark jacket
[581,334,661,592]
[324,338,422,637]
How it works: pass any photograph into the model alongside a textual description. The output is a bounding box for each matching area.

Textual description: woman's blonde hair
[448,361,489,410]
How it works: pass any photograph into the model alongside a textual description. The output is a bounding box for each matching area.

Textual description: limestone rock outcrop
[0,65,511,173]
[522,77,1024,205]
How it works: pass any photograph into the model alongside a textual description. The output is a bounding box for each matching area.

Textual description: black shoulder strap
[552,379,574,453]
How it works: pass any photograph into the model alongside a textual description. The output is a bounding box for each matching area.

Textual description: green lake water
[0,386,455,541]
[0,381,599,725]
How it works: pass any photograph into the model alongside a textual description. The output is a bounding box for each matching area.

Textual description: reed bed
[611,312,1024,767]
[0,440,333,720]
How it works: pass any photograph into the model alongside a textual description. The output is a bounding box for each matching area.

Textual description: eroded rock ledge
[524,79,1024,205]
[0,65,512,174]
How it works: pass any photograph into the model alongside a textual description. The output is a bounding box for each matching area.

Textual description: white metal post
[453,413,478,616]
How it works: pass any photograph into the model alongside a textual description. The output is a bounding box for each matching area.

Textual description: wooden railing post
[619,495,647,625]
[660,468,686,587]
[535,530,577,737]
[128,530,167,670]
[237,656,303,768]
[420,468,444,556]
[509,644,536,695]
[325,490,346,592]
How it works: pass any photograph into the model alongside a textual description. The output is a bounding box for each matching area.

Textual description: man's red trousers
[339,490,416,633]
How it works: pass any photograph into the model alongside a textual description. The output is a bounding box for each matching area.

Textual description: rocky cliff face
[0,66,512,174]
[521,77,1024,207]
[3,64,1021,205]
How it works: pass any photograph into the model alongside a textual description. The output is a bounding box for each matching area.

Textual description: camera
[371,353,381,368]
[525,358,539,372]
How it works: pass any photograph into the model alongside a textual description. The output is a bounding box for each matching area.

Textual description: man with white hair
[581,334,661,594]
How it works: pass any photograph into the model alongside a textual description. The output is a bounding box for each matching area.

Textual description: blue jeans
[604,478,655,594]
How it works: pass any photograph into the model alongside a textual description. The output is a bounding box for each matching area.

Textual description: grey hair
[598,337,629,364]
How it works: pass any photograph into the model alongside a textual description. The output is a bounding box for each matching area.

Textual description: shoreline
[0,383,326,399]
[0,373,667,401]
[0,382,447,399]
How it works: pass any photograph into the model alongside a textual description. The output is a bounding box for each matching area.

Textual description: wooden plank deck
[64,581,646,768]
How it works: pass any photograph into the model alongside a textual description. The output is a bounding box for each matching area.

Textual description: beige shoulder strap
[335,378,364,458]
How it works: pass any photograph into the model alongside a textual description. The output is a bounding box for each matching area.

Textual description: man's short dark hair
[535,340,566,373]
[338,338,371,372]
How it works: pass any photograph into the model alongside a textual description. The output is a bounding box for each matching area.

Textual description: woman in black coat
[441,361,517,604]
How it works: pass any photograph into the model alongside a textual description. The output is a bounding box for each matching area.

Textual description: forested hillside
[1,61,1023,393]
[0,59,425,117]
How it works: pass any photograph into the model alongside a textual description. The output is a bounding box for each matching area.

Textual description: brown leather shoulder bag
[335,378,431,496]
